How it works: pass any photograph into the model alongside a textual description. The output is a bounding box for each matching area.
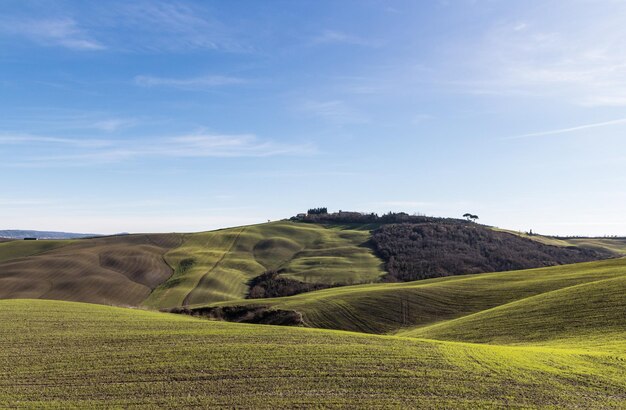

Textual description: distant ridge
[0,230,101,240]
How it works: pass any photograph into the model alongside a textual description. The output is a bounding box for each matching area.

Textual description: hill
[0,229,100,239]
[187,257,626,335]
[0,299,623,408]
[0,234,182,306]
[371,222,609,281]
[143,221,385,308]
[0,217,623,310]
[0,221,384,308]
[402,274,626,353]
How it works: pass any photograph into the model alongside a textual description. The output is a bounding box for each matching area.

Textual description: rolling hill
[0,299,623,408]
[189,257,626,335]
[2,217,623,311]
[143,221,385,308]
[0,234,182,306]
[1,217,625,407]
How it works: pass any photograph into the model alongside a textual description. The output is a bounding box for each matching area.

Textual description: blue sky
[2,0,626,235]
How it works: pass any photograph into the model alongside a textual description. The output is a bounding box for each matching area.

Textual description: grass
[204,257,626,335]
[403,274,626,353]
[0,234,181,306]
[0,299,624,408]
[0,240,73,263]
[493,227,626,255]
[144,221,385,308]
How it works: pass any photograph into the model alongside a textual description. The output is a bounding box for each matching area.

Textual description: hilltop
[0,212,622,310]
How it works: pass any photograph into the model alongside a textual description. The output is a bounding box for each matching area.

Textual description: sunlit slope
[493,228,626,255]
[0,239,73,263]
[0,234,182,306]
[209,258,626,334]
[403,275,626,353]
[144,221,384,308]
[1,299,624,408]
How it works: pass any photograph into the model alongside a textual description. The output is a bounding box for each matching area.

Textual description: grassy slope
[0,234,182,306]
[0,240,73,263]
[493,228,626,255]
[0,299,624,408]
[144,221,384,308]
[207,258,626,335]
[403,275,626,353]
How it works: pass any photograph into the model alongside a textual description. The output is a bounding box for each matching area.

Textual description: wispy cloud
[91,118,138,132]
[312,30,379,47]
[0,18,104,50]
[0,132,314,167]
[2,109,139,133]
[96,1,246,52]
[0,134,111,148]
[134,74,246,89]
[504,118,626,140]
[298,100,368,124]
[449,3,626,106]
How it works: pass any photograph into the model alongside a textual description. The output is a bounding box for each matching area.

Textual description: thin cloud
[298,100,368,124]
[443,3,626,106]
[0,134,112,148]
[96,1,246,52]
[1,18,104,50]
[504,118,626,140]
[0,132,314,167]
[92,118,138,132]
[312,30,379,47]
[134,74,246,88]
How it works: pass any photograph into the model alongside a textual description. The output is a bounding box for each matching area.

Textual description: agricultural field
[1,223,625,407]
[0,299,624,408]
[493,228,626,255]
[203,257,626,334]
[143,221,385,308]
[0,234,182,306]
[0,240,73,263]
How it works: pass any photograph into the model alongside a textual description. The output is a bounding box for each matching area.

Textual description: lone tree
[463,213,479,222]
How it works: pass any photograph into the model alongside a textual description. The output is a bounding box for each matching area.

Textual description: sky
[2,0,626,236]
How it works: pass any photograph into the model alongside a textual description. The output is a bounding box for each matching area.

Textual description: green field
[2,223,626,407]
[144,221,385,308]
[202,258,626,335]
[0,222,384,309]
[0,299,624,408]
[493,227,626,255]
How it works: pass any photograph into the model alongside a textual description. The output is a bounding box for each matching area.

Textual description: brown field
[0,234,182,306]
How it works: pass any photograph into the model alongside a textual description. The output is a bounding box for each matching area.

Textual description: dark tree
[307,207,328,215]
[463,213,479,222]
[370,222,610,282]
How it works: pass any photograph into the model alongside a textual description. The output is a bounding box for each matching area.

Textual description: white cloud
[298,100,368,124]
[1,18,104,50]
[312,30,379,47]
[99,1,245,52]
[92,118,137,132]
[448,1,626,106]
[504,118,626,140]
[134,74,246,89]
[0,132,314,167]
[0,134,111,148]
